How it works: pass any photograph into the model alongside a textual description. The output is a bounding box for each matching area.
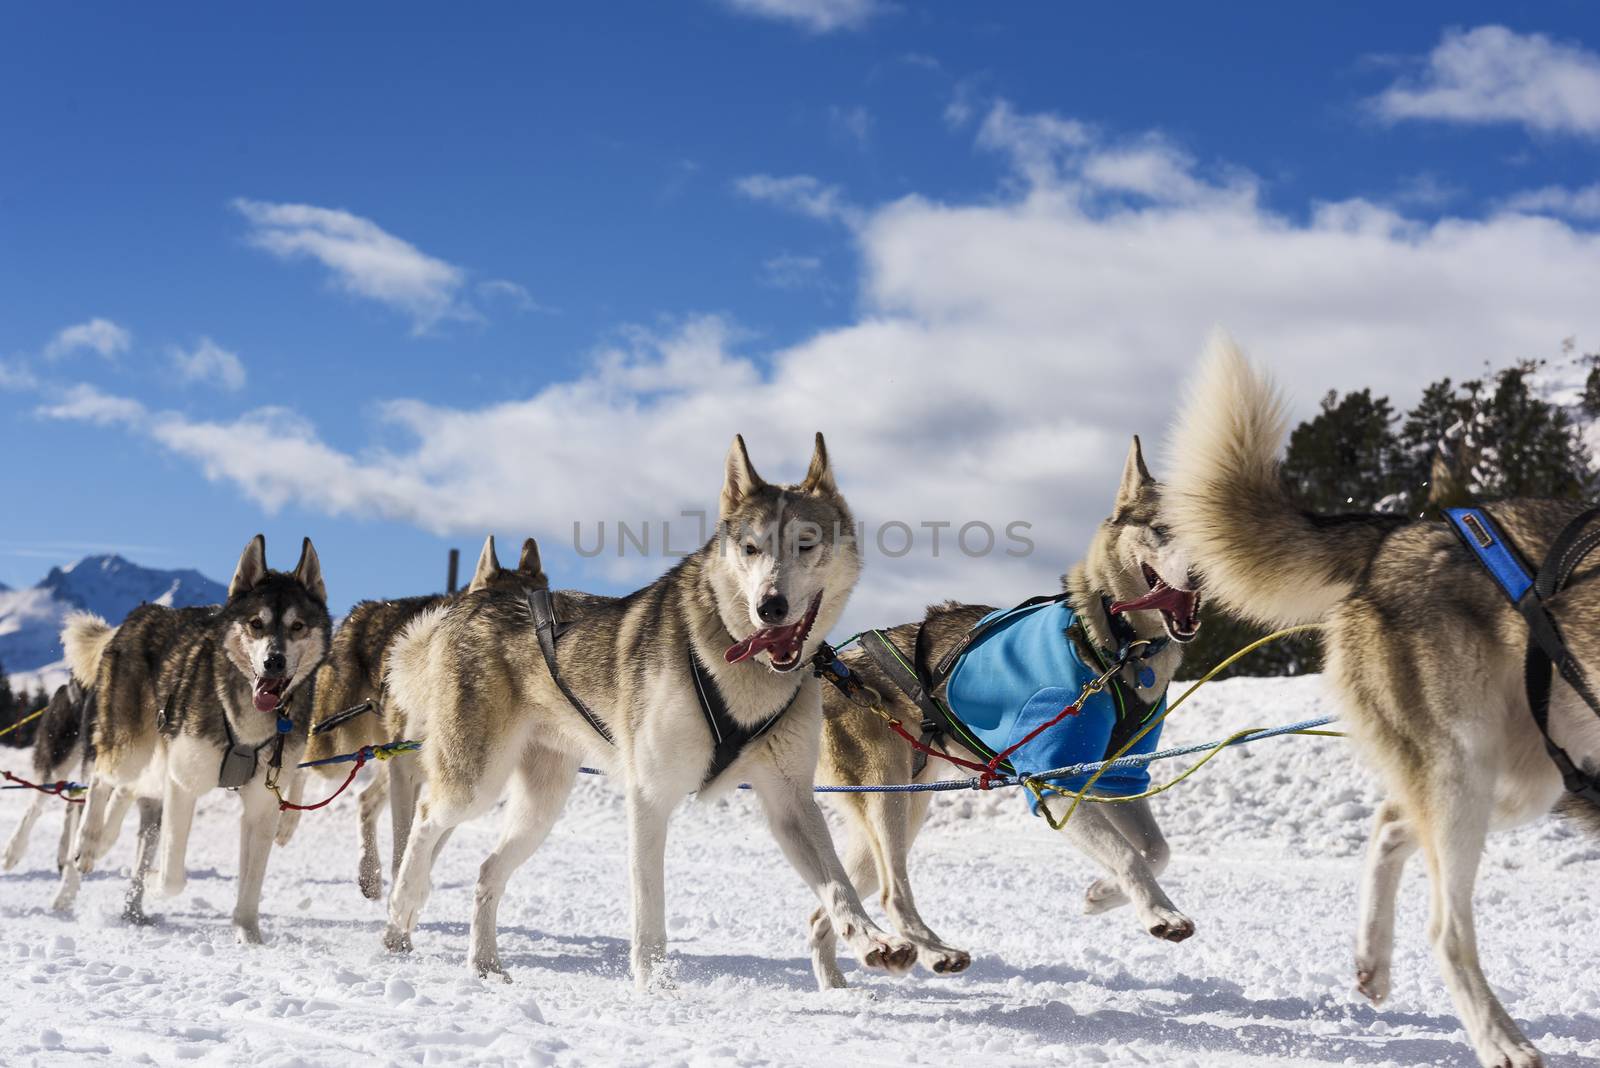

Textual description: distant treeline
[0,659,52,748]
[1178,349,1597,679]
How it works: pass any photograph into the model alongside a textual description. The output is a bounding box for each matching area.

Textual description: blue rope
[2,781,87,792]
[297,740,422,769]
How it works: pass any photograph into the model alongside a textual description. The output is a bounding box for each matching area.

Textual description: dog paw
[359,869,384,902]
[1146,909,1195,943]
[473,956,513,983]
[233,920,264,946]
[861,935,917,974]
[1083,878,1129,915]
[382,925,414,954]
[1475,1027,1543,1068]
[122,906,157,928]
[1355,961,1390,1005]
[916,943,972,975]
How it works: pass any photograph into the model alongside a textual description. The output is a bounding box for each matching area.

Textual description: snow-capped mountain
[0,555,226,681]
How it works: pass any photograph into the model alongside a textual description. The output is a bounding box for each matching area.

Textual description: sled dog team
[7,335,1596,1068]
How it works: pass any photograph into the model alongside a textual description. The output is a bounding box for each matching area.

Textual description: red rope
[277,752,367,812]
[882,720,994,778]
[3,770,86,804]
[981,700,1083,783]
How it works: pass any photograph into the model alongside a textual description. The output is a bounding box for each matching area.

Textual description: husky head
[1087,436,1202,645]
[465,534,549,594]
[713,432,861,673]
[223,534,334,714]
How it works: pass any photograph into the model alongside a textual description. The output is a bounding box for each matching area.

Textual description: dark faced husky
[1166,335,1600,1068]
[59,536,331,943]
[809,437,1202,989]
[382,433,918,987]
[3,680,102,873]
[281,534,548,901]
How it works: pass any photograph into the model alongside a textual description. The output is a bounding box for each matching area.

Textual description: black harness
[528,588,803,789]
[1447,505,1600,805]
[854,593,1167,777]
[218,705,292,790]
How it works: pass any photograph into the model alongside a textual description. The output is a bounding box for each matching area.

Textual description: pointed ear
[293,537,327,604]
[467,534,502,592]
[517,537,544,579]
[721,433,767,517]
[1114,435,1154,513]
[798,431,836,496]
[229,534,268,599]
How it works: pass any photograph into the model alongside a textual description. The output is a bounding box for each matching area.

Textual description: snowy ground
[2,675,1598,1067]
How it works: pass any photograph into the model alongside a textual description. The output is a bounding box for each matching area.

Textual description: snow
[2,675,1598,1067]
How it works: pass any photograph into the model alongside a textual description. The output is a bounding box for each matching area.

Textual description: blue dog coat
[944,599,1165,814]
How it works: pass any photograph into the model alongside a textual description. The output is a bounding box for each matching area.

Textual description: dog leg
[155,779,200,900]
[122,796,163,926]
[626,786,675,991]
[388,755,419,880]
[1083,798,1171,913]
[384,797,455,954]
[95,787,134,861]
[2,791,47,871]
[273,771,306,847]
[72,775,114,873]
[57,793,83,873]
[1355,799,1416,1005]
[356,766,390,901]
[748,768,915,977]
[867,791,971,977]
[1415,778,1542,1068]
[809,803,880,990]
[470,748,579,982]
[1048,798,1194,942]
[231,779,280,945]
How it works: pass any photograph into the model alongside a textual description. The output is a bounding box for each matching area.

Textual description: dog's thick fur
[382,433,917,987]
[2,680,102,873]
[284,535,548,900]
[58,536,331,943]
[1166,334,1600,1068]
[810,437,1201,990]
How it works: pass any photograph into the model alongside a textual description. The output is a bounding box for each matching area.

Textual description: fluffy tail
[61,611,116,688]
[382,604,451,739]
[1164,332,1403,628]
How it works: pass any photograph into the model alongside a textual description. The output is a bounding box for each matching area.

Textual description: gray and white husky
[382,433,917,987]
[281,534,548,901]
[2,680,103,872]
[1166,334,1600,1068]
[59,535,331,943]
[810,436,1202,990]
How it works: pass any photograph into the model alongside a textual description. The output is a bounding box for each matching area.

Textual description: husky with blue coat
[809,436,1201,989]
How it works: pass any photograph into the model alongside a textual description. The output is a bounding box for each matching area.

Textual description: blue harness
[1446,505,1600,804]
[942,599,1166,814]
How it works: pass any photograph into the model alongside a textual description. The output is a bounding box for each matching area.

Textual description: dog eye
[743,543,760,557]
[797,539,818,552]
[290,621,304,633]
[248,619,264,632]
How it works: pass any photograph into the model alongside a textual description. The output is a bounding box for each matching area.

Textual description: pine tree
[0,658,14,742]
[1280,389,1404,512]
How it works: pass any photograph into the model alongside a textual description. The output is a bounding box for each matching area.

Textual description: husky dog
[61,536,331,943]
[3,681,99,872]
[383,433,917,987]
[808,437,1202,990]
[1165,335,1600,1068]
[283,535,548,900]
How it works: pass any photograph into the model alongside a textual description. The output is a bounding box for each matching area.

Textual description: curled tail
[61,612,116,688]
[383,604,451,740]
[1165,332,1404,628]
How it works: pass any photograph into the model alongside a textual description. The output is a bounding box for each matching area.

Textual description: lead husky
[61,536,331,943]
[383,433,916,986]
[283,534,548,900]
[809,437,1202,989]
[1165,334,1600,1068]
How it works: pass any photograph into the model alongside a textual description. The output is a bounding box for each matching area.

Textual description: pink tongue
[253,687,281,713]
[725,622,800,665]
[1110,585,1194,617]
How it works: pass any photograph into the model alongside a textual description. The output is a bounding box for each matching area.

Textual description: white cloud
[43,318,131,362]
[36,384,147,427]
[477,279,542,313]
[734,174,861,225]
[1504,183,1600,219]
[720,0,885,33]
[50,101,1600,628]
[1370,25,1600,136]
[828,104,873,148]
[233,198,468,333]
[170,337,247,391]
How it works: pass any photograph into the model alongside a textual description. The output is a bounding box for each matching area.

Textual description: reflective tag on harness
[1444,507,1533,602]
[218,744,259,790]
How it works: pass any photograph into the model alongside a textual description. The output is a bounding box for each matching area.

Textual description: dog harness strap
[687,648,801,789]
[527,588,616,746]
[927,593,1073,690]
[858,627,1010,776]
[1447,505,1600,804]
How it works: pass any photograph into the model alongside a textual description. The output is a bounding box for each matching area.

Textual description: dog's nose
[756,593,789,625]
[263,651,287,675]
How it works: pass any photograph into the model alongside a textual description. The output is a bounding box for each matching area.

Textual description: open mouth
[724,592,824,673]
[1109,563,1203,643]
[252,675,288,713]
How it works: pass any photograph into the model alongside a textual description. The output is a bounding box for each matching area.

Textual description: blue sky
[4,2,1600,624]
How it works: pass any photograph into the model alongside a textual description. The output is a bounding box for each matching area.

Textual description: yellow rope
[1037,623,1328,831]
[0,706,48,740]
